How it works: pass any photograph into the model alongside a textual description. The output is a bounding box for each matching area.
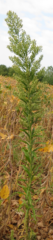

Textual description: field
[0,75,53,240]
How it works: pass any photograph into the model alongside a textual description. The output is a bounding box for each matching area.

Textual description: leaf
[38,221,44,228]
[0,185,10,199]
[19,193,23,197]
[33,195,38,200]
[22,129,30,137]
[39,147,44,152]
[39,144,53,153]
[48,144,53,152]
[22,147,30,163]
[50,167,53,173]
[46,140,50,145]
[19,198,23,205]
[4,101,7,105]
[0,132,7,139]
[23,165,31,177]
[18,184,28,194]
[40,188,46,197]
[8,224,14,229]
[7,134,14,140]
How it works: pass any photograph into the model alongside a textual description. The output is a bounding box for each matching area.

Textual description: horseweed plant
[5,11,43,239]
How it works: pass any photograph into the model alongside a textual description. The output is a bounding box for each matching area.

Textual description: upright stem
[26,208,30,240]
[25,87,32,240]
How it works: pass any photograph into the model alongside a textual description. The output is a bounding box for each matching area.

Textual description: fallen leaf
[33,195,38,200]
[50,167,53,173]
[40,188,46,197]
[8,224,14,229]
[38,221,44,228]
[0,132,7,139]
[7,134,14,140]
[37,236,41,240]
[39,144,53,153]
[48,144,53,152]
[19,198,23,205]
[4,101,7,105]
[49,229,53,235]
[0,185,10,199]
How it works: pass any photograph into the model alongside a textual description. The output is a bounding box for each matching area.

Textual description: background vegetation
[0,65,15,77]
[0,64,53,85]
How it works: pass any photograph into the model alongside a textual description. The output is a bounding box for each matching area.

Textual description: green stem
[26,209,30,240]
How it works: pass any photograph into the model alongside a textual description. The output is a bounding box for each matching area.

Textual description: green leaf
[22,147,30,163]
[23,165,31,177]
[18,184,29,194]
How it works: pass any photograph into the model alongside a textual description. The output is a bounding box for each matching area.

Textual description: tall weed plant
[5,11,44,239]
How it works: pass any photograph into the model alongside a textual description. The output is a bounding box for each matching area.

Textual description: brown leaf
[33,195,38,200]
[11,200,18,207]
[50,167,53,173]
[49,229,53,235]
[8,224,14,229]
[38,221,44,228]
[37,236,41,240]
[40,188,46,197]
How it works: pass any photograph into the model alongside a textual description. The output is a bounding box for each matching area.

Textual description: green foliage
[43,66,53,85]
[37,66,53,85]
[0,65,15,77]
[37,67,45,82]
[0,65,8,76]
[8,67,15,77]
[5,11,43,240]
[5,10,43,78]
